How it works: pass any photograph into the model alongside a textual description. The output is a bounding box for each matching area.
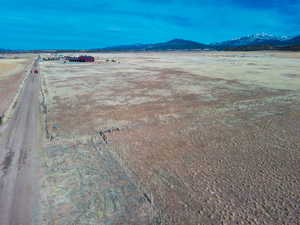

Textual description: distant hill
[284,35,300,45]
[222,44,300,51]
[0,48,13,53]
[277,44,300,51]
[99,39,209,51]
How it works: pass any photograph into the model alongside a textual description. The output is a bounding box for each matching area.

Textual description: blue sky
[1,0,300,49]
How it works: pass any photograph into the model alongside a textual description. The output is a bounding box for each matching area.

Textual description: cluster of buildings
[42,55,95,63]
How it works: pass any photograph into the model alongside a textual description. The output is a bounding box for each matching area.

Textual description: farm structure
[65,55,95,62]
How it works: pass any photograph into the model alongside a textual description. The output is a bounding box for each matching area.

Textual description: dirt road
[0,60,40,225]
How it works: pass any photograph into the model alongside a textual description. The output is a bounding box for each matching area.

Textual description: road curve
[0,59,41,225]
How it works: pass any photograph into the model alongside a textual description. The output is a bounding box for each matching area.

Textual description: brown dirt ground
[0,58,33,116]
[41,51,300,225]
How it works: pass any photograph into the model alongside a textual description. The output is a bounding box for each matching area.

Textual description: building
[66,55,95,62]
[78,56,95,62]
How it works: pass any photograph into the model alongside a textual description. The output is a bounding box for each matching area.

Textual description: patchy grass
[0,58,30,79]
[0,57,33,115]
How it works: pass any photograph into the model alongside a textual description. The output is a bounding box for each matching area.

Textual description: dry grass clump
[40,135,156,225]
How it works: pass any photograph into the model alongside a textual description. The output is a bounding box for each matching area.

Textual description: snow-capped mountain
[213,33,290,47]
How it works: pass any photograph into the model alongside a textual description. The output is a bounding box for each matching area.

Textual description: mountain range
[99,33,300,51]
[213,33,289,47]
[1,33,300,52]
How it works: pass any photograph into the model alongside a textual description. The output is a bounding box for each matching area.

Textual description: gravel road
[0,60,41,225]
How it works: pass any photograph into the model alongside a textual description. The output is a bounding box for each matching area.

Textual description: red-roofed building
[66,55,95,62]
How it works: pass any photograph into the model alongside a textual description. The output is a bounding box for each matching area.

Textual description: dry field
[40,51,300,225]
[0,56,33,117]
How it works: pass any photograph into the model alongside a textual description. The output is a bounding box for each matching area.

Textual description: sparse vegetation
[39,51,300,225]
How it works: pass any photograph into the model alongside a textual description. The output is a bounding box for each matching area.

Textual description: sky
[1,0,300,49]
